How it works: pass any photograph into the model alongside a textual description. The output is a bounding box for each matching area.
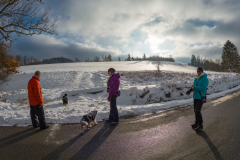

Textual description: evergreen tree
[127,53,131,61]
[191,55,196,66]
[143,53,146,60]
[221,40,240,72]
[107,54,112,61]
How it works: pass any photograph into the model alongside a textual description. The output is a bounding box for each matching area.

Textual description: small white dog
[80,110,98,133]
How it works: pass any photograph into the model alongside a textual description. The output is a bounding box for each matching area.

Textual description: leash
[94,93,108,110]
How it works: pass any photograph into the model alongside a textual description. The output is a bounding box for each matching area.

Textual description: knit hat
[108,68,115,73]
[197,67,203,72]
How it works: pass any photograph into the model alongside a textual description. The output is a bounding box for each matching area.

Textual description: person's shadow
[0,128,34,143]
[0,128,41,149]
[42,123,117,160]
[69,124,116,160]
[197,131,224,160]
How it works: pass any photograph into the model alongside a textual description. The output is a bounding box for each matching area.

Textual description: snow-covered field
[0,61,240,126]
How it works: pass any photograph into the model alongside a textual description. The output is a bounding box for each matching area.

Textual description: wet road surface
[0,91,240,160]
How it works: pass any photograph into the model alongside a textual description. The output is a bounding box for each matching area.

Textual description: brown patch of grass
[16,98,28,105]
[1,98,7,103]
[165,93,171,98]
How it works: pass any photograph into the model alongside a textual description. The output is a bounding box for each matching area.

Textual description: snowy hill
[0,61,240,126]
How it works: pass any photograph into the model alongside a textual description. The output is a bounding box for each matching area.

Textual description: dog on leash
[80,110,98,133]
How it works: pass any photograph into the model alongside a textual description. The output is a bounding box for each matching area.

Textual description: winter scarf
[197,72,204,83]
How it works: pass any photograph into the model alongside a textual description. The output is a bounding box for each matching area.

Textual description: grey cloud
[163,18,240,49]
[190,45,222,59]
[10,35,126,61]
[186,19,216,28]
[144,17,162,26]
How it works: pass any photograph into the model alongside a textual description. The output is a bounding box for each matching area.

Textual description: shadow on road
[69,124,117,160]
[197,131,223,160]
[0,129,41,149]
[42,131,84,160]
[42,123,116,160]
[0,128,34,143]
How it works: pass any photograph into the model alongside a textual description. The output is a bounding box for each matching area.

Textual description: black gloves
[186,88,193,95]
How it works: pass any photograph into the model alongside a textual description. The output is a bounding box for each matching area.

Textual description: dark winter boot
[191,122,198,129]
[195,123,203,131]
[105,119,112,123]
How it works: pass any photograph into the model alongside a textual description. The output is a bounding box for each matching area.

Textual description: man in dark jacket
[106,68,120,125]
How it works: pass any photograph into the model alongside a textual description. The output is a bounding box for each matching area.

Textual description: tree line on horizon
[84,54,114,62]
[190,40,239,72]
[125,53,175,62]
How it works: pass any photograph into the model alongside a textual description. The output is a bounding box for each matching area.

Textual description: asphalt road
[0,91,240,160]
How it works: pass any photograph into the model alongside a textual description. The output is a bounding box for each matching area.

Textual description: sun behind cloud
[147,36,164,54]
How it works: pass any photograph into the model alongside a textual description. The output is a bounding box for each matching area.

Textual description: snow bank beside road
[0,62,239,126]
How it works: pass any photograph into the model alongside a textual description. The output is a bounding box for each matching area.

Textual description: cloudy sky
[9,0,240,63]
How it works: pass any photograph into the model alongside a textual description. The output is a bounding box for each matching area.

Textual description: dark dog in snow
[80,110,98,133]
[62,93,68,105]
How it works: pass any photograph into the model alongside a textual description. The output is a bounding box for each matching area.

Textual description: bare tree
[23,55,27,65]
[33,58,38,65]
[93,56,100,62]
[15,54,23,65]
[26,57,30,65]
[104,55,107,62]
[75,57,80,62]
[30,56,33,63]
[156,56,161,73]
[0,0,57,46]
[0,41,8,70]
[85,57,90,62]
[102,54,104,62]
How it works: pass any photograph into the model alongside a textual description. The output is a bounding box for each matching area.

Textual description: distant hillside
[28,57,74,65]
[42,57,74,64]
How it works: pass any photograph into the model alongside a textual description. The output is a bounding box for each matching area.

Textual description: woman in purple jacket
[106,68,120,125]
